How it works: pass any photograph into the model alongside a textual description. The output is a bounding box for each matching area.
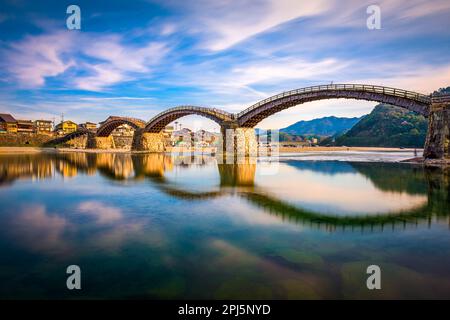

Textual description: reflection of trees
[349,162,428,195]
[1,152,449,231]
[283,160,356,176]
[240,187,444,231]
[424,167,450,220]
[275,161,449,230]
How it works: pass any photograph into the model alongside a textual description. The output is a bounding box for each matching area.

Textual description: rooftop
[0,113,17,123]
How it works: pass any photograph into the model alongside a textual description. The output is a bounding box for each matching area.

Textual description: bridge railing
[237,84,431,118]
[431,94,450,103]
[45,128,91,145]
[146,106,234,125]
[101,116,146,125]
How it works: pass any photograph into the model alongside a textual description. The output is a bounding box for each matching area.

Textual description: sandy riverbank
[0,147,130,153]
[278,146,421,153]
[0,147,54,153]
[1,146,448,165]
[0,146,420,154]
[0,146,216,154]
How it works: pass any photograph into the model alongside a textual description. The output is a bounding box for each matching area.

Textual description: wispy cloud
[1,0,449,127]
[160,57,347,103]
[3,32,75,87]
[79,96,156,101]
[160,0,450,51]
[186,0,330,51]
[1,30,170,91]
[73,64,126,92]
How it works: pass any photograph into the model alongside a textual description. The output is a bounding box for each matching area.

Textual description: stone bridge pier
[424,102,450,161]
[130,121,258,158]
[86,132,115,149]
[216,121,258,162]
[131,128,165,152]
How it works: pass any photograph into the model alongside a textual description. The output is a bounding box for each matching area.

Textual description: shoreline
[278,146,421,153]
[0,146,421,154]
[0,146,448,166]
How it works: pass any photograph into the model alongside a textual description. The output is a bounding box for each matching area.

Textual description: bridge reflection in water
[1,152,448,232]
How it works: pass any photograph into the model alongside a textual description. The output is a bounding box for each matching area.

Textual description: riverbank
[0,146,217,154]
[0,147,53,153]
[0,146,421,153]
[1,146,448,166]
[278,146,421,153]
[0,147,423,154]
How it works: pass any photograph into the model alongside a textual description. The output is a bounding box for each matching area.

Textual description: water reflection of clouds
[7,205,72,256]
[164,164,221,193]
[255,164,427,215]
[1,152,446,233]
[74,201,167,253]
[279,151,417,163]
[214,196,302,229]
[4,202,167,257]
[77,201,122,224]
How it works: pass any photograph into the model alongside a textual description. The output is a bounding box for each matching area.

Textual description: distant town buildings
[1,112,220,148]
[111,124,134,136]
[0,113,102,137]
[162,125,174,145]
[0,114,18,133]
[79,122,97,131]
[54,120,78,135]
[34,120,53,135]
[163,125,174,137]
[16,119,34,134]
[0,114,36,134]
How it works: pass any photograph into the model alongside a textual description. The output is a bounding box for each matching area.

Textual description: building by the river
[34,120,53,135]
[79,122,97,131]
[54,120,78,135]
[0,113,18,133]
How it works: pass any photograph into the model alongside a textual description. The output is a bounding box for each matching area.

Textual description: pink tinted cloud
[4,31,76,87]
[2,30,169,91]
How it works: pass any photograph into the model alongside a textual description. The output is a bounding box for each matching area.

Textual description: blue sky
[0,0,449,131]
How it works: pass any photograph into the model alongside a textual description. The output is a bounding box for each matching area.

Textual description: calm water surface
[0,152,449,299]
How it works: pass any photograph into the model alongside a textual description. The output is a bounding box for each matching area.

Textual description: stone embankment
[0,133,53,147]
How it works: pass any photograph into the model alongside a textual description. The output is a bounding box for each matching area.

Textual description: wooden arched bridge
[46,83,450,160]
[96,116,146,137]
[236,84,431,127]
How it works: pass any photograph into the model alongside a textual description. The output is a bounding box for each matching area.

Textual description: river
[0,151,449,299]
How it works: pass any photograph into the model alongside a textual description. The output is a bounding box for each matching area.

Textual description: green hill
[280,116,361,137]
[332,104,428,148]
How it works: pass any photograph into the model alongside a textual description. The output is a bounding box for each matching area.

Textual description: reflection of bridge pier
[218,161,256,187]
[424,166,450,218]
[132,153,173,178]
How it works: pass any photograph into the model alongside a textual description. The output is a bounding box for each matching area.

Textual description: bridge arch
[44,128,91,146]
[144,106,234,133]
[96,116,146,137]
[237,84,431,127]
